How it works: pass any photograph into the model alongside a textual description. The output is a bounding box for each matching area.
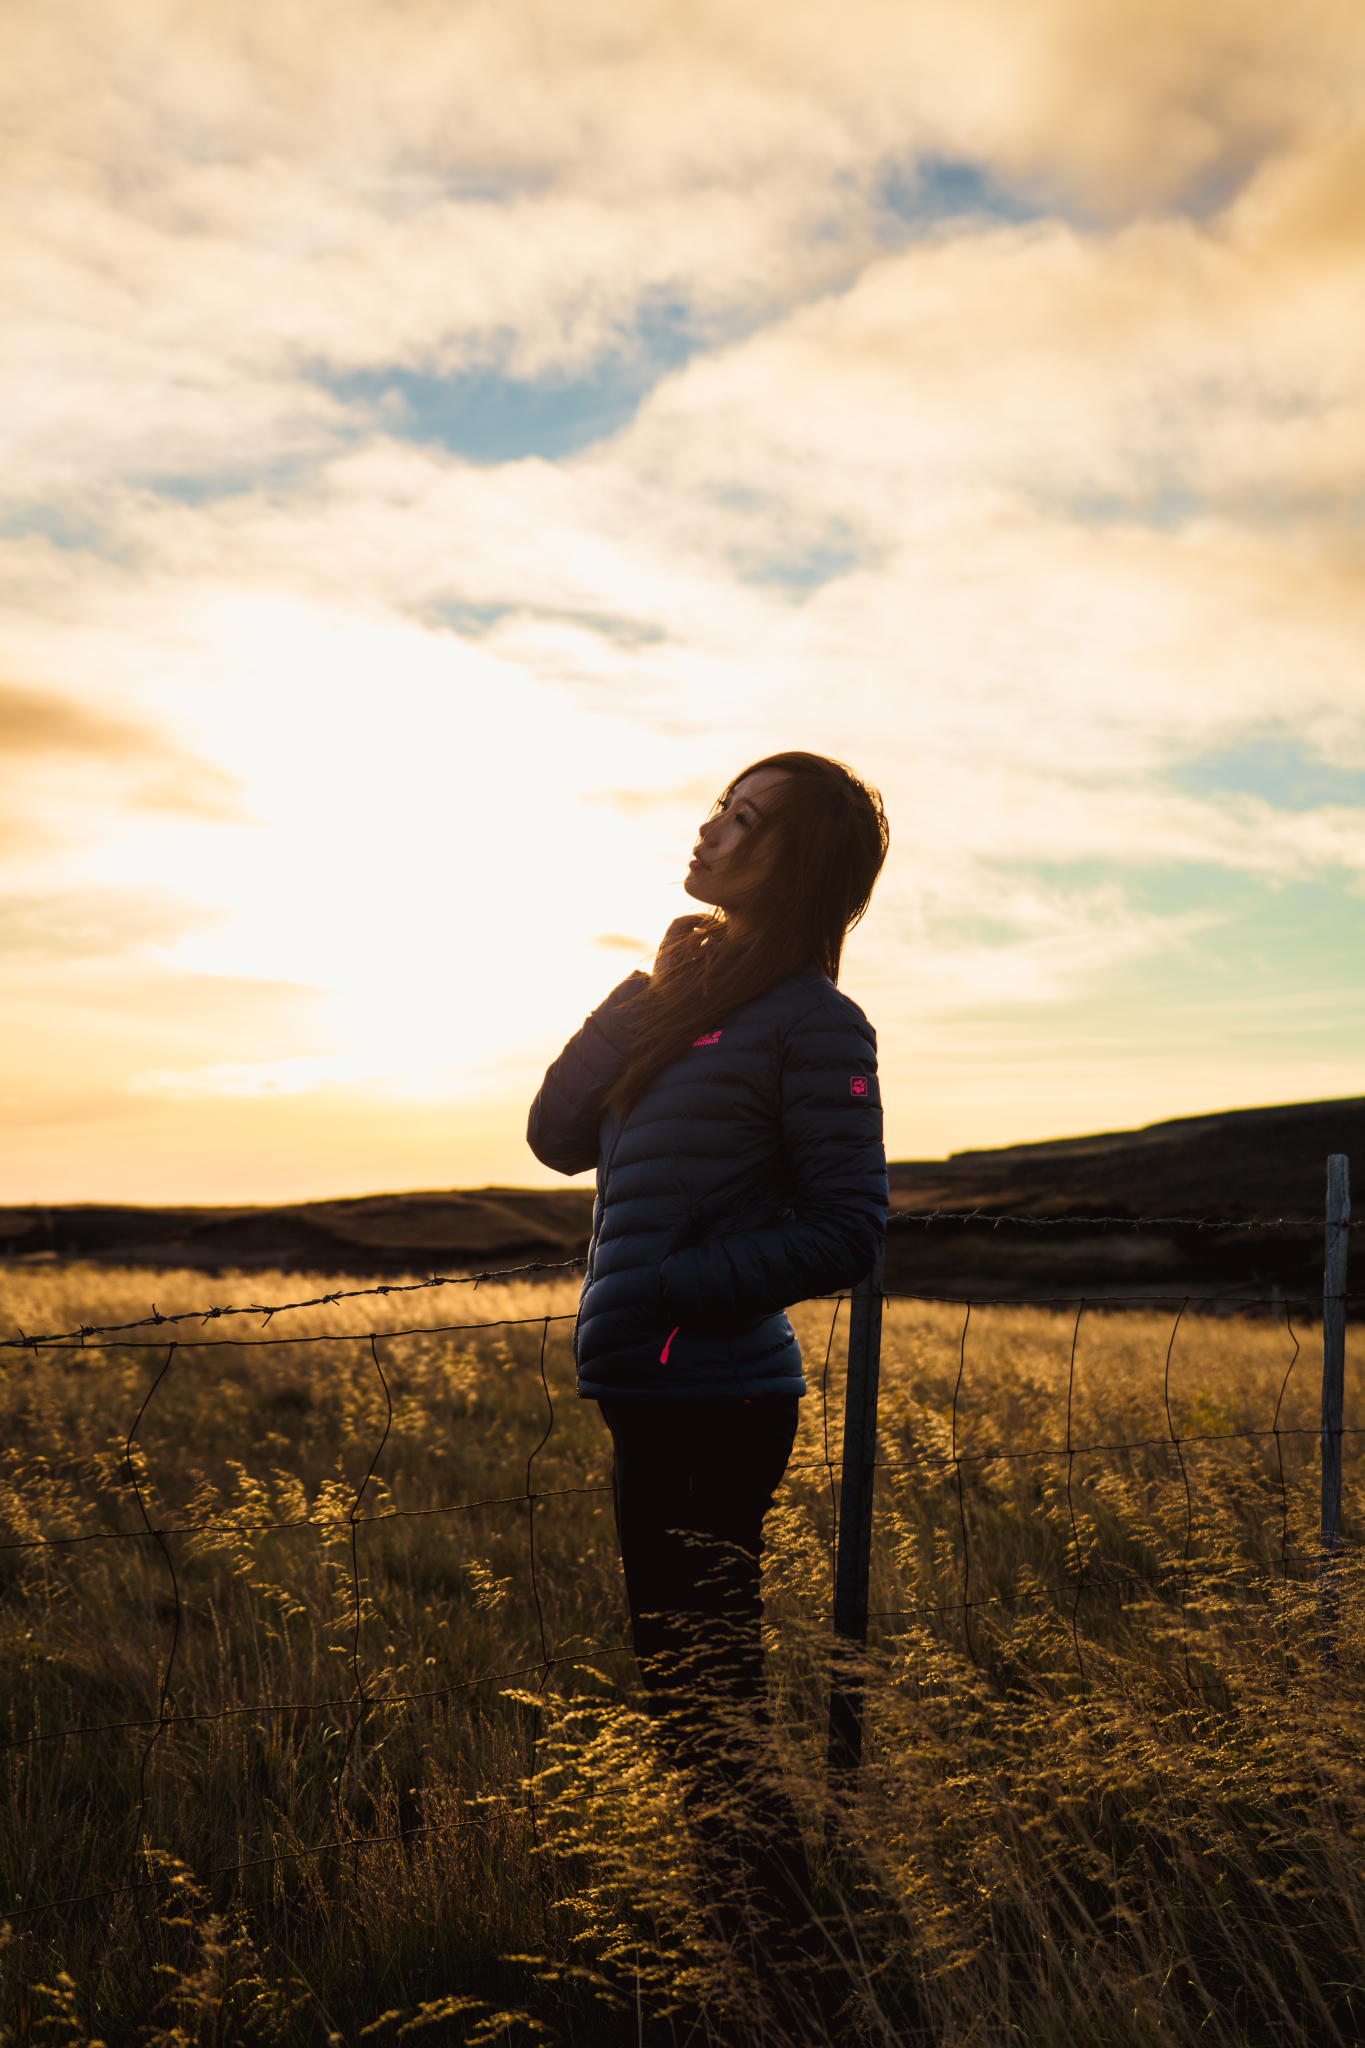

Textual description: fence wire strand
[0,1255,588,1353]
[885,1210,1365,1230]
[0,1215,1348,1930]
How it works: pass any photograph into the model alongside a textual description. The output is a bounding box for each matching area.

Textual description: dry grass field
[1,1262,1363,2045]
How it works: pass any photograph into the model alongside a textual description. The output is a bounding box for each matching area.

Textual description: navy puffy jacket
[526,967,888,1400]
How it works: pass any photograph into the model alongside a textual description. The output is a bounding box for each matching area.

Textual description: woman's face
[684,767,789,912]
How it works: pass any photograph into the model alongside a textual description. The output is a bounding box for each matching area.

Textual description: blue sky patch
[322,302,699,464]
[0,503,107,551]
[707,487,870,594]
[430,599,664,646]
[336,363,637,462]
[877,155,1046,232]
[431,601,517,637]
[979,860,1365,1008]
[940,864,1365,1101]
[738,534,865,594]
[1063,486,1201,531]
[1172,737,1365,812]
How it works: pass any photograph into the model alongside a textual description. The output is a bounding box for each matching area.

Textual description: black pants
[599,1394,815,1961]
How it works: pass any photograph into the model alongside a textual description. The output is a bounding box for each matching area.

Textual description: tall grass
[1,1263,1361,2044]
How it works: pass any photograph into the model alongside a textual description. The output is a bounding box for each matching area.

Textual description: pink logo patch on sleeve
[693,1029,722,1046]
[850,1076,868,1096]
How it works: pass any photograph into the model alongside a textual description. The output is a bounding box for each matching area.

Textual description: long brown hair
[608,751,888,1118]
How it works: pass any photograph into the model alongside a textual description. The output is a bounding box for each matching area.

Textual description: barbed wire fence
[0,1164,1356,1931]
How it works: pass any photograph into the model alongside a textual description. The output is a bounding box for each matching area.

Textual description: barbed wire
[2,1203,1356,1352]
[0,1216,1349,1928]
[886,1210,1364,1229]
[7,1286,1358,1372]
[884,1286,1363,1308]
[0,1254,587,1353]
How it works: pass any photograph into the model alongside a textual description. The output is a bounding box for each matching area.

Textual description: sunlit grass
[1,1264,1362,2044]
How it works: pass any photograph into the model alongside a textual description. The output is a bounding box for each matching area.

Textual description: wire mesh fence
[0,1191,1357,1940]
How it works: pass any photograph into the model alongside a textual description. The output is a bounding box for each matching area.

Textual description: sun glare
[2,0,1363,1200]
[116,598,701,1095]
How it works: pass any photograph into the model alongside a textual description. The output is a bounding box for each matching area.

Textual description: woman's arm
[658,994,887,1323]
[526,972,648,1175]
[527,918,706,1174]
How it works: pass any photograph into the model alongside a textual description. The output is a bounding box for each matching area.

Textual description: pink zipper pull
[660,1325,680,1364]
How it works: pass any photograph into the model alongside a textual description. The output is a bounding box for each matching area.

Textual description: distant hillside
[889,1096,1364,1220]
[884,1095,1363,1300]
[0,1187,596,1276]
[1,1095,1358,1298]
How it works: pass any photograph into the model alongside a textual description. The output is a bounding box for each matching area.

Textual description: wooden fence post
[827,1235,885,1786]
[1321,1154,1350,1665]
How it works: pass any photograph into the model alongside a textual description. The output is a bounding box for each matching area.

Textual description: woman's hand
[652,914,710,975]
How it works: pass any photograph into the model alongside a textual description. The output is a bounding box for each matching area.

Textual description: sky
[3,0,1364,1205]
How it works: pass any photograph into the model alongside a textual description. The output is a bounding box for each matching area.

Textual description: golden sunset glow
[3,0,1364,1201]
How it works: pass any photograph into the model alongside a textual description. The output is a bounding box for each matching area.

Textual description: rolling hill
[2,1094,1358,1300]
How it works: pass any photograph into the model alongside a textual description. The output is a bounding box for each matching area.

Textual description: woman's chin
[683,873,716,904]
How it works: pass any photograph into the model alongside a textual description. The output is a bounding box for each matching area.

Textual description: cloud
[12,0,1358,211]
[0,887,210,962]
[583,780,717,817]
[129,1054,370,1099]
[2,0,1364,1192]
[0,679,243,819]
[5,0,1363,507]
[0,681,245,864]
[0,679,174,757]
[1172,734,1365,813]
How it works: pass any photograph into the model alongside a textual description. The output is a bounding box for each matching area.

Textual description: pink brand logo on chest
[850,1076,868,1096]
[693,1030,722,1046]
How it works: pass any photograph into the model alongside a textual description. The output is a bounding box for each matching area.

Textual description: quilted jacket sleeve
[526,972,647,1176]
[658,992,888,1324]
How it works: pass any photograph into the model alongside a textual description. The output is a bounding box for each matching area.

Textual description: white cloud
[2,0,1364,1191]
[129,1054,371,1099]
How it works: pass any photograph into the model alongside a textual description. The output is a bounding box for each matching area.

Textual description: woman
[527,750,889,1983]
